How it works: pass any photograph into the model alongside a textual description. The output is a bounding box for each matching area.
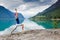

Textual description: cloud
[23,0,50,3]
[0,0,58,10]
[17,2,40,11]
[0,0,25,10]
[17,5,51,18]
[0,0,58,18]
[23,0,58,4]
[23,0,39,2]
[16,0,58,18]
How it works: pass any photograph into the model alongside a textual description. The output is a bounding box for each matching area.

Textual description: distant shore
[0,29,60,40]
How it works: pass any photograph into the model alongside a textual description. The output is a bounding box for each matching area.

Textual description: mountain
[29,0,60,29]
[0,6,24,31]
[42,0,60,18]
[30,0,60,20]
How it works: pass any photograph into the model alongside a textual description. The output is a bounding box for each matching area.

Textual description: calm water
[0,20,15,31]
[0,19,60,31]
[0,19,44,35]
[0,18,24,31]
[34,20,60,29]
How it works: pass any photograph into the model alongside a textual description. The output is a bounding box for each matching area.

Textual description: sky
[0,0,58,18]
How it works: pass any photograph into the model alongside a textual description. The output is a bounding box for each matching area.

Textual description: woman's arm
[15,8,18,18]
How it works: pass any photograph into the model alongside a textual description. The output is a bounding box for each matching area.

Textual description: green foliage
[30,6,60,21]
[47,7,60,19]
[53,20,58,29]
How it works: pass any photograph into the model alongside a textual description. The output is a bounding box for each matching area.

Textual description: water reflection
[0,19,45,35]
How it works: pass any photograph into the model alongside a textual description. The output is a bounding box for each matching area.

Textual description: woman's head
[15,8,17,11]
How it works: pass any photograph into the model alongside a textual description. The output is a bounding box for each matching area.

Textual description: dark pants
[16,18,20,24]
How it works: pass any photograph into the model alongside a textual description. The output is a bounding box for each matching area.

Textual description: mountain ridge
[0,6,24,31]
[30,0,60,19]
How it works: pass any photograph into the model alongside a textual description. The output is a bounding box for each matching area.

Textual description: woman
[11,9,24,34]
[15,8,24,31]
[15,8,20,24]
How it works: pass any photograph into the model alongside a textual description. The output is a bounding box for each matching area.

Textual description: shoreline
[0,29,60,40]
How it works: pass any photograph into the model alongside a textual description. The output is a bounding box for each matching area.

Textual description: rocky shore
[0,29,60,40]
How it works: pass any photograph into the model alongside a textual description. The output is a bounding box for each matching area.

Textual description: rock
[0,29,60,40]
